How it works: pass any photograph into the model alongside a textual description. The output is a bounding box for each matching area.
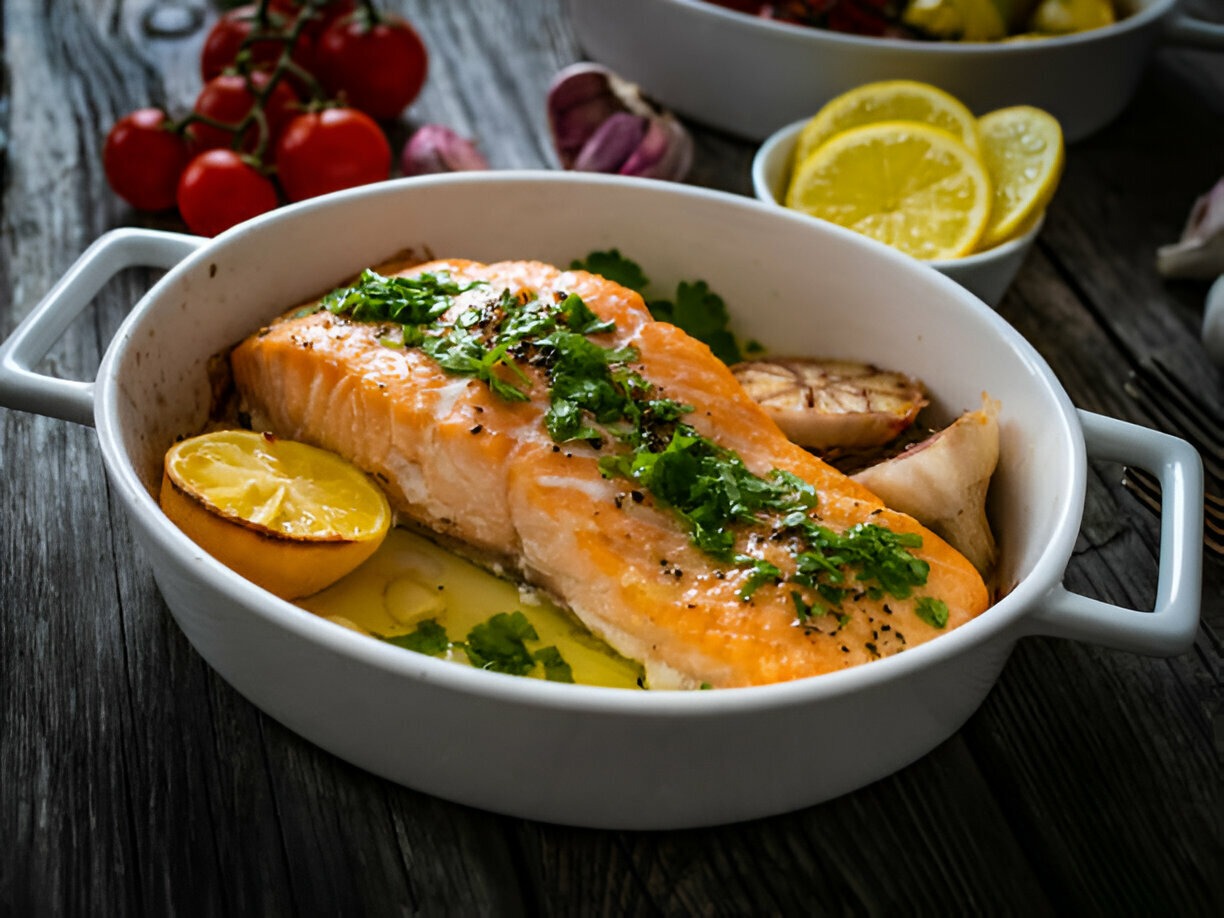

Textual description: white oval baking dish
[0,174,1203,829]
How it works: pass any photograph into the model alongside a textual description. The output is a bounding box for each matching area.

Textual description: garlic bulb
[1156,177,1224,280]
[730,358,927,450]
[400,124,489,176]
[547,63,693,182]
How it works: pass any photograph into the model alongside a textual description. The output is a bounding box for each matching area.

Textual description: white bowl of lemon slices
[752,81,1063,307]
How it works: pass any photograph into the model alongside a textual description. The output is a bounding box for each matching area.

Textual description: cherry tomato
[187,72,300,154]
[275,108,391,202]
[313,14,427,120]
[103,109,191,211]
[176,149,279,237]
[201,4,312,81]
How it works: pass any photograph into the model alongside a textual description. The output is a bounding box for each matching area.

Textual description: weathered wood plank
[512,737,1055,916]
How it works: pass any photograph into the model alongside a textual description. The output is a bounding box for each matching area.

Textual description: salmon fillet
[230,258,989,688]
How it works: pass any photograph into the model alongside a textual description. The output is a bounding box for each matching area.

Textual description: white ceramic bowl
[753,118,1042,307]
[0,174,1203,829]
[569,0,1224,142]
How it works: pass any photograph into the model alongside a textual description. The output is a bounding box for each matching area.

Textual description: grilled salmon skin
[230,258,990,688]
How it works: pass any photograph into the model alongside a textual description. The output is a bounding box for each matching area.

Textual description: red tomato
[176,149,279,237]
[200,4,312,81]
[274,108,391,202]
[103,109,191,211]
[187,72,300,154]
[313,15,427,120]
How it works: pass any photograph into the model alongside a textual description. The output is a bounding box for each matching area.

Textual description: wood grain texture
[2,1,1221,915]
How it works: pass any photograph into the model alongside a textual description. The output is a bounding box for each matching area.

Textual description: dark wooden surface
[3,1,1222,914]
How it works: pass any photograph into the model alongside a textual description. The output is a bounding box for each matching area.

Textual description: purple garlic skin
[572,112,648,173]
[547,62,693,182]
[401,125,490,176]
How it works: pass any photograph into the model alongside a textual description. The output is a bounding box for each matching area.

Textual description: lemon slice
[791,80,981,176]
[976,105,1064,250]
[786,121,993,260]
[160,429,391,599]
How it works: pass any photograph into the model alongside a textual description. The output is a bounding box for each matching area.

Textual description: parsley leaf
[791,590,813,623]
[570,249,650,293]
[381,611,576,682]
[558,292,615,335]
[664,281,742,365]
[322,269,479,325]
[915,597,949,629]
[384,619,451,656]
[532,646,575,683]
[541,329,638,442]
[421,328,531,403]
[462,611,539,675]
[738,559,782,600]
[574,251,745,365]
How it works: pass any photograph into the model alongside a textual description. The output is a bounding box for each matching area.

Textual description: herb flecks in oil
[379,612,575,683]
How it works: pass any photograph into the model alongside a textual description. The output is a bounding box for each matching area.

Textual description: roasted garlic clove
[731,358,927,449]
[400,124,490,176]
[546,63,693,182]
[852,394,1000,578]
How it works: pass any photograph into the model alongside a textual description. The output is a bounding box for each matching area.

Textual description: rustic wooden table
[3,1,1222,914]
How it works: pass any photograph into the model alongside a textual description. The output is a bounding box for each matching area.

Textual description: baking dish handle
[1022,410,1204,656]
[1163,13,1224,50]
[0,228,204,427]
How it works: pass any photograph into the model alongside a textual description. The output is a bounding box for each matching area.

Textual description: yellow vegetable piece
[160,429,391,599]
[786,121,993,260]
[792,80,981,175]
[903,0,1014,41]
[976,105,1064,250]
[1028,0,1115,35]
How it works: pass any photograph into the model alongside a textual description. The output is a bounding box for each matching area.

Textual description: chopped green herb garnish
[817,584,847,608]
[699,682,713,690]
[915,597,949,629]
[598,430,820,560]
[421,326,532,403]
[322,269,480,324]
[542,329,639,442]
[380,610,577,681]
[738,558,782,600]
[462,611,539,675]
[558,292,616,335]
[384,618,451,656]
[790,590,813,623]
[573,250,744,365]
[533,646,575,683]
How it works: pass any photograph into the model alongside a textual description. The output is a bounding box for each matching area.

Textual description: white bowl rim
[752,118,1046,268]
[666,0,1171,53]
[95,171,1084,718]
